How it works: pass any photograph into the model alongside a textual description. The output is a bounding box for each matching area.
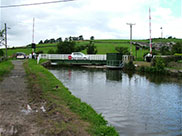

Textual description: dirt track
[0,60,42,136]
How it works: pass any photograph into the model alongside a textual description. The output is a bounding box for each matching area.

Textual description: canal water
[49,67,182,136]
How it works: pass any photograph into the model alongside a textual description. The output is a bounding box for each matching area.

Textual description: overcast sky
[0,0,182,47]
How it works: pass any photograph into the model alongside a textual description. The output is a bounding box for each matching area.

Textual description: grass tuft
[0,60,14,81]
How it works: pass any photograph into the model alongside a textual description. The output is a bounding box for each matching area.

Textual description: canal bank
[24,59,119,136]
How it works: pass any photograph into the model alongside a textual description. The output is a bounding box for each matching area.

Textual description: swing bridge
[37,54,129,68]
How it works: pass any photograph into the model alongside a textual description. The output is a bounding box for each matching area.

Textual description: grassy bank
[24,59,119,136]
[0,60,14,81]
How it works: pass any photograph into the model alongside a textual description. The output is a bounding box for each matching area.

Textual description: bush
[139,66,145,72]
[87,44,97,54]
[57,41,76,54]
[160,46,171,55]
[0,49,4,56]
[152,56,182,66]
[155,57,165,72]
[172,42,182,54]
[87,36,97,54]
[123,61,135,71]
[139,58,166,74]
[75,45,87,52]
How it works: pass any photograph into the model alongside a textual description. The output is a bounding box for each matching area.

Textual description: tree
[78,35,84,40]
[115,47,129,55]
[38,40,43,44]
[160,46,170,55]
[69,36,73,41]
[57,41,76,54]
[171,42,182,54]
[87,44,97,54]
[50,38,56,43]
[44,39,49,44]
[90,36,94,41]
[168,36,173,39]
[56,37,62,43]
[87,36,97,54]
[64,38,68,42]
[72,37,79,41]
[75,45,87,52]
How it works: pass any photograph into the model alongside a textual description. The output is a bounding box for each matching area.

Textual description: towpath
[0,60,41,136]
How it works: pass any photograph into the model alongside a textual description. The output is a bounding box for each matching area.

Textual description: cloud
[0,0,181,47]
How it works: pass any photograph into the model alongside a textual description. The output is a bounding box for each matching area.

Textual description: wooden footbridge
[37,54,125,68]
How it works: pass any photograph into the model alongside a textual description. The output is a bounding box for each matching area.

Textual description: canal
[49,67,182,136]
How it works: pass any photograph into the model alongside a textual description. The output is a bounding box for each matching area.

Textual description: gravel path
[0,60,41,136]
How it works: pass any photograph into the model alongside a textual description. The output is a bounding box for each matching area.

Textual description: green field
[77,40,148,60]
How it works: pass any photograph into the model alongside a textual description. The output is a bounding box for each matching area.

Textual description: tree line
[39,35,84,44]
[48,36,97,54]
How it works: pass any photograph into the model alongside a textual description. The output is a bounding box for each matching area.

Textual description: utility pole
[32,18,36,53]
[160,27,163,38]
[4,23,7,58]
[126,23,135,55]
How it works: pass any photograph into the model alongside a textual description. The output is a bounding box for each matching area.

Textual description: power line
[0,0,75,8]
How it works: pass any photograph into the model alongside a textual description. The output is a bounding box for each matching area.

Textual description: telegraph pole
[4,23,7,58]
[32,18,36,53]
[160,27,163,38]
[126,23,135,55]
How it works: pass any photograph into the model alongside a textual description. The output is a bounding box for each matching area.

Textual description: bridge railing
[87,55,106,60]
[39,54,70,60]
[37,54,106,64]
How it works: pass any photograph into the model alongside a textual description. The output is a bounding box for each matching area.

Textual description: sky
[0,0,182,47]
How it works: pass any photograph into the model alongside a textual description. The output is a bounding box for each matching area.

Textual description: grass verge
[0,60,14,81]
[24,59,119,136]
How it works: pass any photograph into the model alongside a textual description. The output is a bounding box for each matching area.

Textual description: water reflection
[106,70,122,81]
[49,67,182,136]
[139,73,182,85]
